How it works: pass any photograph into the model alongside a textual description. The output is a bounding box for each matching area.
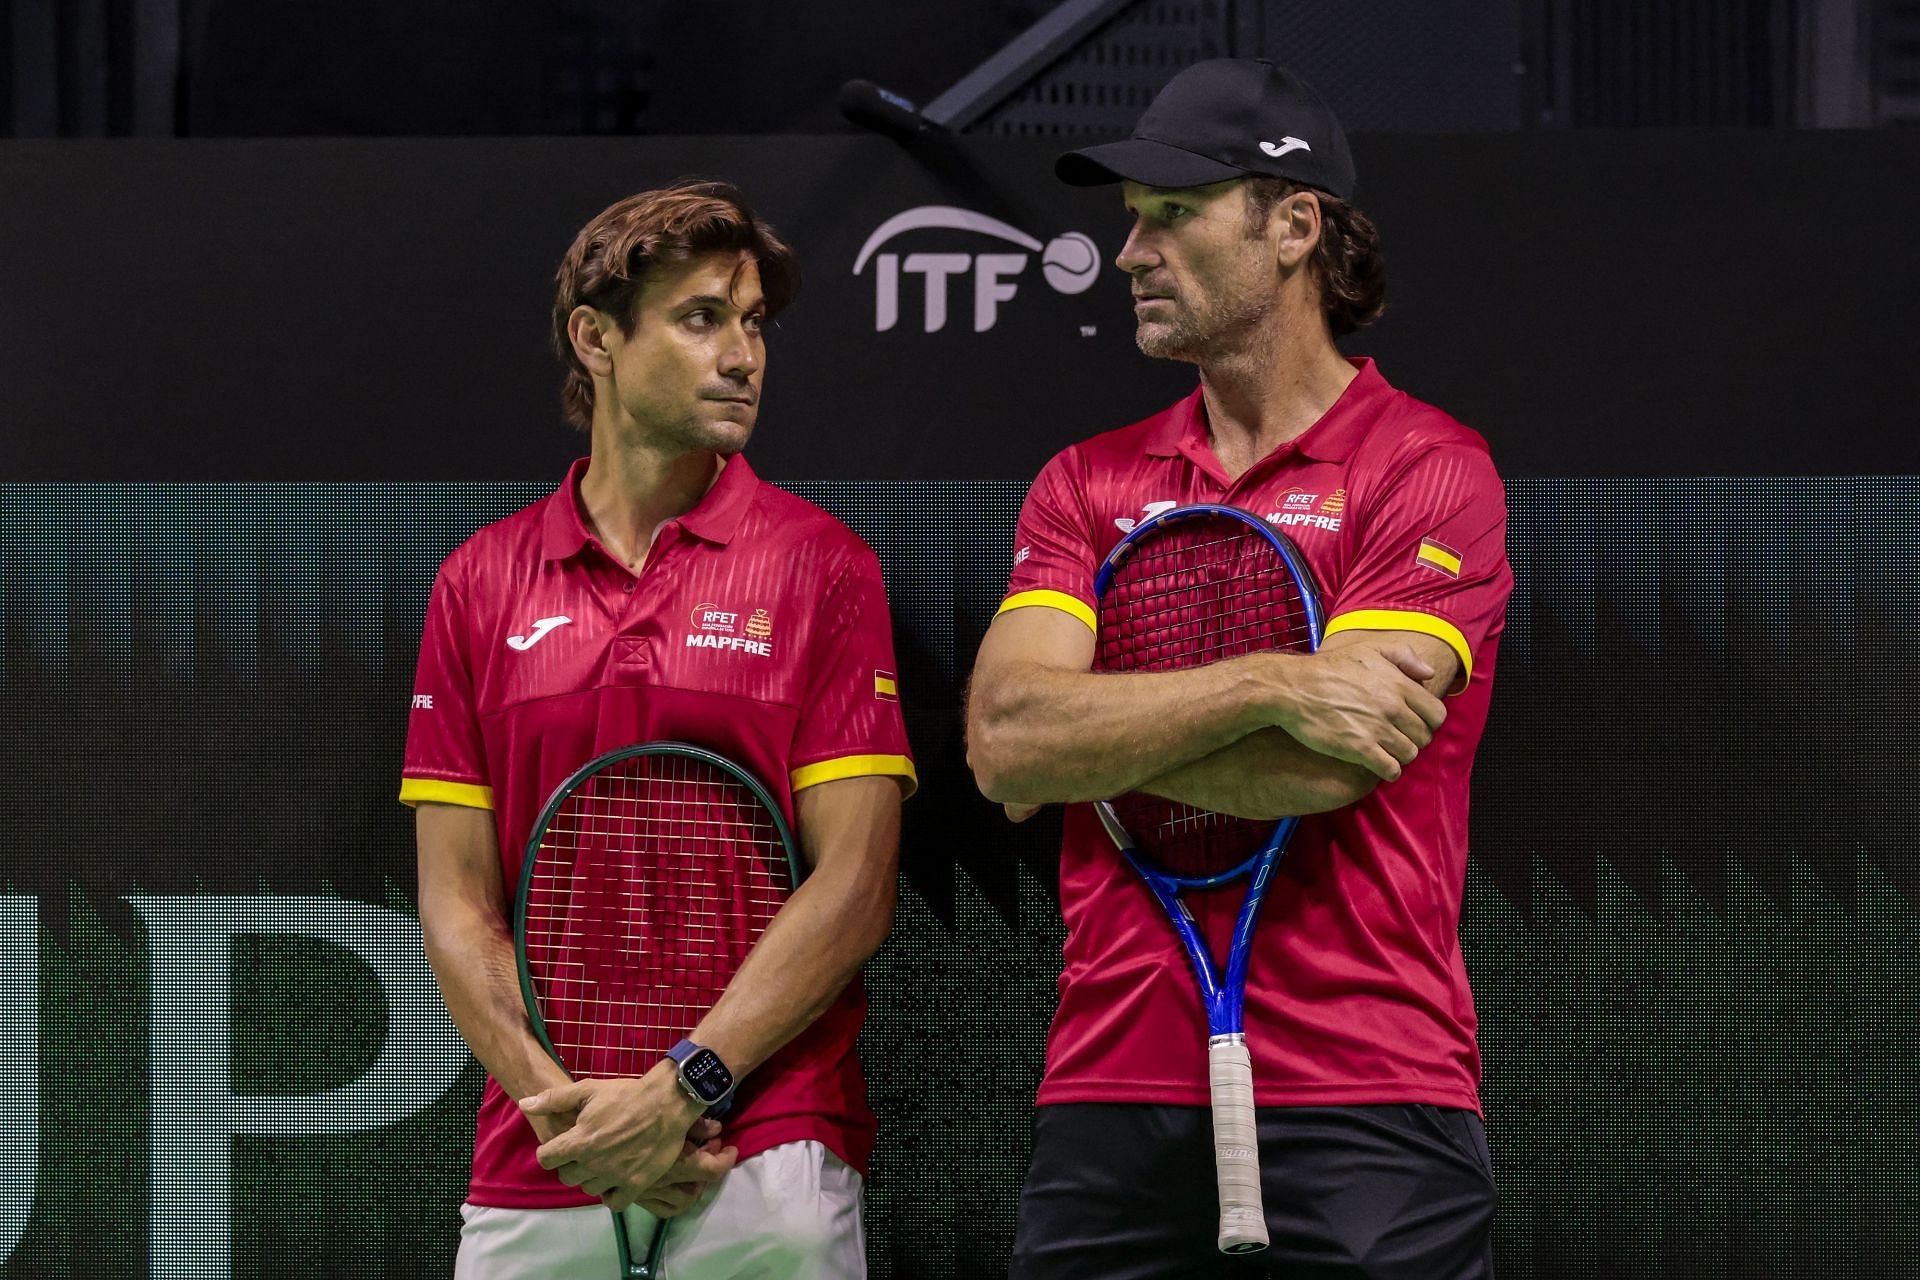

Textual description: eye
[744,312,766,334]
[1163,203,1191,222]
[684,309,715,329]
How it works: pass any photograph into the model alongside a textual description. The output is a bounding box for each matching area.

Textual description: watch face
[681,1050,734,1102]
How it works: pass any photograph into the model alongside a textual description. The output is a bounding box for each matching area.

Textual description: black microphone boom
[836,0,1134,141]
[836,80,937,141]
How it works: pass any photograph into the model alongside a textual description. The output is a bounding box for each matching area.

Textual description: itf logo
[853,206,1101,332]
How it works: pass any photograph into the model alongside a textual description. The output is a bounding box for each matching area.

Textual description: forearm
[968,654,1283,804]
[423,905,569,1102]
[690,858,894,1079]
[1140,632,1461,818]
[1139,727,1378,820]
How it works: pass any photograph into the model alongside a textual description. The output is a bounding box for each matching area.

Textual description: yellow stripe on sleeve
[874,674,898,697]
[1416,541,1463,575]
[790,754,919,799]
[995,589,1096,635]
[399,777,495,809]
[1323,609,1474,689]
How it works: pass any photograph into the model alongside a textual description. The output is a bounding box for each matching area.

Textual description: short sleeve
[996,449,1099,633]
[399,555,493,808]
[1324,444,1512,695]
[788,549,918,798]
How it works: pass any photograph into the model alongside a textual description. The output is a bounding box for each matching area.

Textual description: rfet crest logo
[854,207,1100,333]
[1275,488,1319,512]
[687,602,772,656]
[690,603,738,633]
[1265,487,1343,533]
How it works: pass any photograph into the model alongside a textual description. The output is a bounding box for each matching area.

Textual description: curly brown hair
[1242,177,1386,337]
[550,179,800,430]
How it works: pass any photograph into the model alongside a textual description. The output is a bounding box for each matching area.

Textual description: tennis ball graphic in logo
[1041,233,1100,294]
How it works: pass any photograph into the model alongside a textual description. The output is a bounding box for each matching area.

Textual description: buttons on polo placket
[610,523,681,673]
[618,536,668,669]
[615,572,651,669]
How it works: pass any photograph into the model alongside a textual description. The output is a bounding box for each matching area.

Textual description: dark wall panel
[0,133,1915,482]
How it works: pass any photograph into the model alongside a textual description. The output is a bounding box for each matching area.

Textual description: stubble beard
[646,401,757,457]
[1134,312,1205,362]
[1133,285,1277,364]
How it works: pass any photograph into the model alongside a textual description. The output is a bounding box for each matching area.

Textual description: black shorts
[1009,1102,1497,1280]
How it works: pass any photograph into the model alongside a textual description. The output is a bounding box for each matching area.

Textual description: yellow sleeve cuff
[790,754,919,800]
[995,589,1097,635]
[399,778,495,809]
[1323,609,1474,691]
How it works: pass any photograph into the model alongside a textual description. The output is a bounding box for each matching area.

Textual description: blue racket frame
[1092,503,1325,1039]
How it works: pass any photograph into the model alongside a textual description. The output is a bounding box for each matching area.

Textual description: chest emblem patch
[686,602,773,657]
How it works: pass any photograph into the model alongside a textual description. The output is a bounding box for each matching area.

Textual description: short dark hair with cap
[1243,177,1386,338]
[1058,59,1386,337]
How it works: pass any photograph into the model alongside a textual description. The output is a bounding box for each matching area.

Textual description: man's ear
[1273,189,1323,270]
[567,305,616,378]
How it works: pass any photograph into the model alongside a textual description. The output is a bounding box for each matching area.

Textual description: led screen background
[0,479,1913,1279]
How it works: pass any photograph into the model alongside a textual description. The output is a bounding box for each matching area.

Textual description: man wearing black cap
[967,60,1510,1277]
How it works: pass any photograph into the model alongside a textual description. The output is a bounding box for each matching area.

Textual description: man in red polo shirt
[967,62,1509,1277]
[402,180,914,1278]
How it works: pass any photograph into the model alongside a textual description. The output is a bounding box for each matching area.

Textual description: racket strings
[1100,532,1314,674]
[523,753,789,1080]
[1096,515,1316,880]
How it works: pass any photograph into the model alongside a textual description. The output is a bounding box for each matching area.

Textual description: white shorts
[452,1140,865,1280]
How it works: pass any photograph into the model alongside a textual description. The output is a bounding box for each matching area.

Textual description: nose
[720,322,760,381]
[1115,220,1159,276]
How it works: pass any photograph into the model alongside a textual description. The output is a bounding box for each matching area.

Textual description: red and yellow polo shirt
[1001,358,1511,1114]
[403,453,915,1207]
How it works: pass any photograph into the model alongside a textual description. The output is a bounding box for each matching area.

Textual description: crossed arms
[965,603,1458,821]
[415,773,901,1215]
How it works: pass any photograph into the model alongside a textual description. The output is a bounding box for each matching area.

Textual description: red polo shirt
[999,358,1510,1113]
[401,454,915,1208]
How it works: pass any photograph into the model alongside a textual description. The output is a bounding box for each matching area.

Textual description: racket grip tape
[1207,1035,1269,1254]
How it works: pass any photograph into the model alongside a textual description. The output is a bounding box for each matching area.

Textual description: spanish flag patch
[1416,537,1462,578]
[874,670,898,701]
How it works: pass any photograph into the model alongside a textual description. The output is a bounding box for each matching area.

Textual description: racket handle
[1207,1035,1269,1254]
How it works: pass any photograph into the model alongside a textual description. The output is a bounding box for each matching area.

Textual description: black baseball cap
[1056,59,1356,200]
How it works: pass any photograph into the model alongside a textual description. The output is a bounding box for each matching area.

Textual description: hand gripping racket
[1091,503,1325,1254]
[515,742,802,1279]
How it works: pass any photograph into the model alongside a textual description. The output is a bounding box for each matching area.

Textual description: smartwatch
[665,1039,736,1117]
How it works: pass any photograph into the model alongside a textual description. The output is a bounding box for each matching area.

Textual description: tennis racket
[515,741,802,1280]
[1091,502,1325,1255]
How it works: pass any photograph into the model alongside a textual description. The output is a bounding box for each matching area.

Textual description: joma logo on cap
[1259,136,1311,158]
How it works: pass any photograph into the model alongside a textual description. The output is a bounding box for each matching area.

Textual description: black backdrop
[2,133,1918,482]
[1,135,1917,1279]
